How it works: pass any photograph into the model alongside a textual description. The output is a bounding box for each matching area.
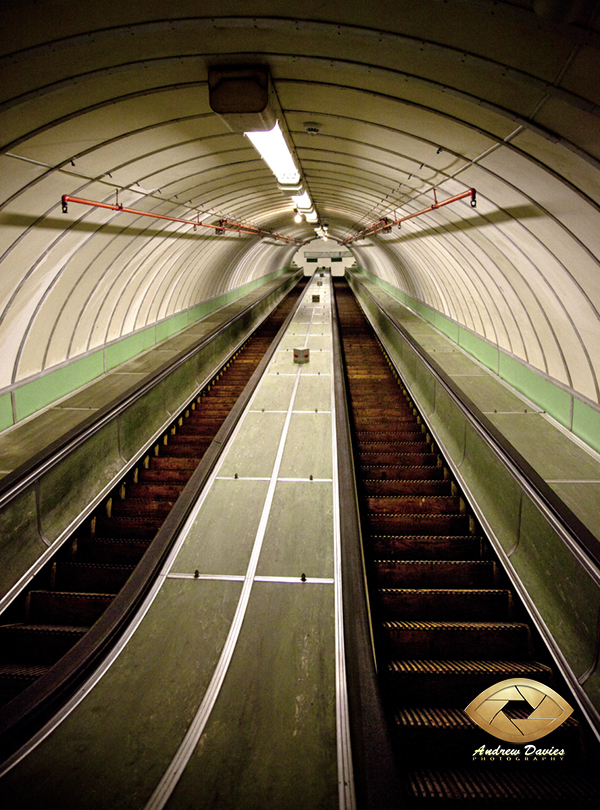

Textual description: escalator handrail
[0,271,303,510]
[350,274,600,574]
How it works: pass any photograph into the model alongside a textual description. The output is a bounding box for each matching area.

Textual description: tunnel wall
[348,268,600,724]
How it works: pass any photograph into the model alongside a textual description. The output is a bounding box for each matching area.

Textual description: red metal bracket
[342,188,477,245]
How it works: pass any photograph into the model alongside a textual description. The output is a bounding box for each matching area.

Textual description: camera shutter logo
[465,678,573,743]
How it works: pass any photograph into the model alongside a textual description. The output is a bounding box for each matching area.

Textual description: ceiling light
[292,191,312,210]
[245,121,300,185]
[294,211,303,223]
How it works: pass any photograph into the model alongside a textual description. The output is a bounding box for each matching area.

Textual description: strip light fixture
[245,122,300,185]
[245,121,317,222]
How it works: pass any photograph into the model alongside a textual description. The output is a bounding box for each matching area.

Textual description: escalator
[334,278,600,805]
[0,279,307,715]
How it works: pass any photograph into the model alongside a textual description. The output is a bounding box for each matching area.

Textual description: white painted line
[165,573,334,585]
[255,575,334,584]
[166,573,245,582]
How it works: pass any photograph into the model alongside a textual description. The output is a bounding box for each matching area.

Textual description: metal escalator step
[0,624,88,665]
[378,588,511,620]
[93,516,163,538]
[351,400,413,413]
[360,452,438,466]
[364,479,452,496]
[383,658,556,709]
[72,536,152,563]
[357,429,425,440]
[167,435,212,448]
[110,499,174,517]
[394,706,584,762]
[375,560,496,587]
[382,620,531,658]
[125,483,185,500]
[175,425,219,438]
[51,561,135,593]
[149,456,199,470]
[361,466,446,481]
[385,658,554,705]
[405,767,600,803]
[353,415,418,426]
[0,663,51,705]
[367,495,463,514]
[138,469,192,485]
[369,534,484,560]
[369,512,472,535]
[26,590,115,626]
[159,445,203,459]
[359,441,431,454]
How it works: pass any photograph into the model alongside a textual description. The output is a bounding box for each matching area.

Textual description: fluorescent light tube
[245,122,300,185]
[292,191,312,210]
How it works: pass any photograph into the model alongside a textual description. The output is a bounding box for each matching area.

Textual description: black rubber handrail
[0,270,302,509]
[351,274,600,572]
[0,276,306,764]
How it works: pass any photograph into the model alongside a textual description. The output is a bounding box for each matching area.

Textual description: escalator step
[405,767,599,803]
[51,561,135,593]
[382,620,531,658]
[167,435,212,448]
[26,591,115,626]
[367,495,462,514]
[0,624,88,665]
[138,469,192,485]
[378,588,511,620]
[356,430,426,441]
[368,512,472,535]
[0,663,51,704]
[359,441,432,454]
[375,560,496,587]
[110,499,174,517]
[364,479,452,496]
[72,536,151,563]
[125,483,185,500]
[158,446,204,458]
[394,706,584,763]
[175,425,219,437]
[361,466,446,481]
[386,658,554,706]
[360,452,438,466]
[92,516,163,538]
[369,535,484,560]
[149,456,200,470]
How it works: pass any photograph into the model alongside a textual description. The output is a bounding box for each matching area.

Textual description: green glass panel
[105,328,155,371]
[0,393,13,431]
[499,354,571,427]
[14,352,104,420]
[573,397,600,454]
[458,327,498,371]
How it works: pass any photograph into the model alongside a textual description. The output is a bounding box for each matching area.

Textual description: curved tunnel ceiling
[1,1,600,410]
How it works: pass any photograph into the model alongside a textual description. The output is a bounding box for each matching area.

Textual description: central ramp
[0,274,352,810]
